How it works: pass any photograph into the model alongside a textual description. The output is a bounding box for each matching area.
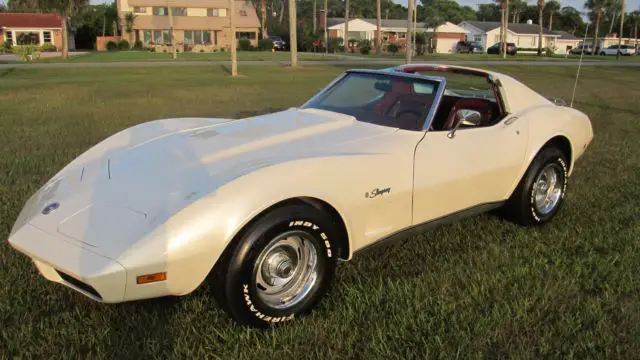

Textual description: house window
[143,30,151,44]
[15,31,40,45]
[152,7,169,16]
[171,7,187,16]
[214,30,218,45]
[184,31,193,44]
[6,31,13,45]
[207,8,218,16]
[239,10,247,16]
[134,7,146,13]
[399,32,406,39]
[203,31,211,44]
[236,32,256,40]
[184,30,211,45]
[473,35,482,42]
[43,31,52,43]
[219,9,227,16]
[163,30,171,44]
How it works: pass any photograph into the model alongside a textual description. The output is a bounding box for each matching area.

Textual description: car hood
[10,108,396,255]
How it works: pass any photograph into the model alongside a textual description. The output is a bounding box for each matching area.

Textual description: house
[320,15,468,54]
[580,35,640,52]
[0,12,74,50]
[551,31,582,53]
[116,0,261,51]
[457,20,563,53]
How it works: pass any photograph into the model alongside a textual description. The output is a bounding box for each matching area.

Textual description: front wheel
[502,146,568,226]
[209,204,339,327]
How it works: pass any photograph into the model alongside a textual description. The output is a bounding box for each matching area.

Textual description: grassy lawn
[346,52,640,62]
[6,50,341,63]
[1,64,639,358]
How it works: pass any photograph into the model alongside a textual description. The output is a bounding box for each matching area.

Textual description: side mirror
[447,109,482,139]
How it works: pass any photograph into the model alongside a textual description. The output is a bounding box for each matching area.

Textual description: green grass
[1,64,639,359]
[347,52,640,62]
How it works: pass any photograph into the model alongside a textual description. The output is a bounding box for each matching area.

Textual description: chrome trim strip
[422,77,447,131]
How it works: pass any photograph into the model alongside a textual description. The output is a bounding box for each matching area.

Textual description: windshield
[302,72,442,131]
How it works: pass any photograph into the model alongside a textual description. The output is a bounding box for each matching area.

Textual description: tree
[585,0,607,53]
[510,0,526,23]
[289,0,297,66]
[0,2,6,11]
[344,0,349,55]
[615,0,624,59]
[376,0,381,54]
[477,3,500,21]
[406,0,414,63]
[606,0,620,34]
[630,10,640,51]
[37,0,89,58]
[557,6,585,34]
[123,12,136,45]
[537,0,544,56]
[230,0,237,76]
[261,0,267,39]
[544,0,561,31]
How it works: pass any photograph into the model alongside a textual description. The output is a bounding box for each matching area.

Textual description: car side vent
[55,270,103,300]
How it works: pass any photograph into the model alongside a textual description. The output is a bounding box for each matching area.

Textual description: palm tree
[537,0,545,56]
[615,0,625,59]
[544,0,561,31]
[289,0,297,67]
[585,0,607,53]
[630,10,640,51]
[344,0,349,55]
[123,12,137,45]
[230,0,237,76]
[261,0,267,39]
[510,0,526,23]
[376,0,381,54]
[606,0,620,34]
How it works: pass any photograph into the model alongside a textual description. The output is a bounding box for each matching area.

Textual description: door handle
[504,116,518,125]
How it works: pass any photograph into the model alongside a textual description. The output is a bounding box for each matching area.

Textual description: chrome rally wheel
[254,231,319,309]
[532,163,564,216]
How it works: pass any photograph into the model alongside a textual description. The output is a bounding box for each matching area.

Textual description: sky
[86,0,640,13]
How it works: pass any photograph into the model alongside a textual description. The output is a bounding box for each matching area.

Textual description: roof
[552,30,580,40]
[327,17,427,29]
[326,18,467,33]
[461,21,558,36]
[0,13,63,28]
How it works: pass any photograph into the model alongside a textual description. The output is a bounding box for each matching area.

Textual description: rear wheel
[502,146,568,226]
[209,204,338,327]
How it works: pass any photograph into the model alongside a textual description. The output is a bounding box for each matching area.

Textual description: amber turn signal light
[136,272,167,284]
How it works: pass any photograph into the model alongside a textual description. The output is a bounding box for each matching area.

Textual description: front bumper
[9,224,127,302]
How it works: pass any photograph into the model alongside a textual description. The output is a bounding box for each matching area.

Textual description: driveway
[0,51,88,62]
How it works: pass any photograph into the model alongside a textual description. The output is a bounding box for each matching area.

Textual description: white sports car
[8,64,593,327]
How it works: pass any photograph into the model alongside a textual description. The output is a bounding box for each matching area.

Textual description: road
[1,59,639,69]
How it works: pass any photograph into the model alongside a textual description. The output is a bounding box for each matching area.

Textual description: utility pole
[503,0,509,59]
[376,0,381,55]
[617,0,625,60]
[289,0,298,67]
[169,6,177,60]
[406,0,414,63]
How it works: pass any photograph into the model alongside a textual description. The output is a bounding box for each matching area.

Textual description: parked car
[569,44,594,55]
[456,40,483,54]
[269,35,287,51]
[487,42,517,55]
[8,64,593,328]
[599,44,637,56]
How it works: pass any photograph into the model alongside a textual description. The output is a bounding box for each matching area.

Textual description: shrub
[238,38,251,51]
[258,38,274,51]
[133,40,143,50]
[545,47,555,56]
[3,40,13,52]
[358,39,372,55]
[328,37,342,53]
[117,39,130,50]
[11,45,40,61]
[40,43,57,52]
[105,41,118,51]
[387,43,400,55]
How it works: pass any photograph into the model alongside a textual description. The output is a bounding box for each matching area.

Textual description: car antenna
[570,22,590,108]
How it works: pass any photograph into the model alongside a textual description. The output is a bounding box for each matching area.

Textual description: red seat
[442,98,492,131]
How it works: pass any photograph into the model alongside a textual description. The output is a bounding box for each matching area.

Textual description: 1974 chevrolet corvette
[8,64,593,327]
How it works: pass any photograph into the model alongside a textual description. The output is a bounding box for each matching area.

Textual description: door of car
[411,115,528,225]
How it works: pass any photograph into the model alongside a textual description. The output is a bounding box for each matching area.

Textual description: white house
[457,20,578,53]
[323,17,469,54]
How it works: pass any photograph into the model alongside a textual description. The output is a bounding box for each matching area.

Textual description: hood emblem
[42,202,59,215]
